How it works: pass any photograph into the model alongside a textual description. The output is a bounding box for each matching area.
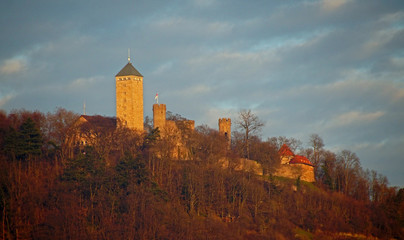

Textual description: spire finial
[128,48,131,62]
[83,100,86,115]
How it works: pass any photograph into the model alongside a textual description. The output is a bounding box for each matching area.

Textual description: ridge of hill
[0,109,403,239]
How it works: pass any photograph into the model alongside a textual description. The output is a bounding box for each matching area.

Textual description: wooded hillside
[0,109,403,239]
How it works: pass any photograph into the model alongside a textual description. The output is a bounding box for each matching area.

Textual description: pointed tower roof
[116,62,143,77]
[278,144,295,157]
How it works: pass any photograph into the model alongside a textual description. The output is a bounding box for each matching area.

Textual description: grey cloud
[1,0,404,186]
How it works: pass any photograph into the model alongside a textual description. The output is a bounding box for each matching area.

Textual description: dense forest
[0,108,403,239]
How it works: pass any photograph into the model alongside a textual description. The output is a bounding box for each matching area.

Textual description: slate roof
[289,155,314,166]
[278,144,295,157]
[116,62,143,77]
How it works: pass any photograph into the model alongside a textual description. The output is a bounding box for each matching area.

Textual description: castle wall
[219,158,263,176]
[152,104,195,160]
[177,120,195,131]
[116,76,143,131]
[235,158,263,175]
[281,156,293,165]
[274,164,315,182]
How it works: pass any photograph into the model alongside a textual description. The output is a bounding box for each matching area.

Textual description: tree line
[0,108,402,239]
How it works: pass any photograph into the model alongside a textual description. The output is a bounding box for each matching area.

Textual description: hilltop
[0,109,403,239]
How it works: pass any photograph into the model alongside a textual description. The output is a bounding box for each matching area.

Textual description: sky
[1,0,403,186]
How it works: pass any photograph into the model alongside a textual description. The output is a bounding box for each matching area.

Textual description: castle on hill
[68,57,314,182]
[114,59,231,136]
[115,59,231,159]
[275,144,315,182]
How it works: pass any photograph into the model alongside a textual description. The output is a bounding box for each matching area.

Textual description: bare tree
[337,149,360,195]
[268,136,302,152]
[309,134,324,167]
[235,109,264,159]
[307,134,325,181]
[319,150,337,190]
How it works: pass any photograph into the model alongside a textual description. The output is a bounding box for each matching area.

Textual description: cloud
[192,0,217,8]
[185,50,279,84]
[0,93,15,107]
[378,11,404,25]
[68,76,103,90]
[0,58,26,74]
[361,27,403,57]
[333,71,404,103]
[391,87,404,102]
[174,84,213,97]
[329,111,385,128]
[321,0,350,11]
[1,0,404,186]
[351,136,404,186]
[150,16,234,41]
[279,69,404,108]
[391,56,404,68]
[151,61,174,75]
[200,107,237,128]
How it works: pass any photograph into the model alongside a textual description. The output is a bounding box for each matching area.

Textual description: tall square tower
[115,61,143,131]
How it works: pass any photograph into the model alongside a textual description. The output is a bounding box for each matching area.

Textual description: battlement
[219,118,231,123]
[218,118,231,132]
[153,103,166,109]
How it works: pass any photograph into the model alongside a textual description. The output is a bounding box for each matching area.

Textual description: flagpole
[155,93,159,104]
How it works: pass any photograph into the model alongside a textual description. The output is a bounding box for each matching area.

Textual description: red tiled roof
[289,155,314,166]
[81,115,117,129]
[278,144,295,156]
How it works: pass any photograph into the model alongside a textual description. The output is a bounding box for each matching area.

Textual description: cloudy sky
[1,0,403,186]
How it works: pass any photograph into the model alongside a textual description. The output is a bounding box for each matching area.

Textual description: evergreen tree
[4,127,19,160]
[19,117,43,159]
[4,118,43,160]
[116,152,149,189]
[61,146,106,198]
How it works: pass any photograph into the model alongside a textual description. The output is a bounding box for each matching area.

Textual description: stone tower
[153,104,166,130]
[115,60,144,131]
[218,118,231,147]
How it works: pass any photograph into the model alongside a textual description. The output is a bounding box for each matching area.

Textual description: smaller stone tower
[218,118,231,147]
[153,104,166,130]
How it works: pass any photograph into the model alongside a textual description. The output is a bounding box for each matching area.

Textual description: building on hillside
[68,59,143,142]
[65,57,316,183]
[64,115,116,158]
[115,58,144,131]
[274,144,315,182]
[278,143,295,164]
[68,57,233,161]
[153,103,195,160]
